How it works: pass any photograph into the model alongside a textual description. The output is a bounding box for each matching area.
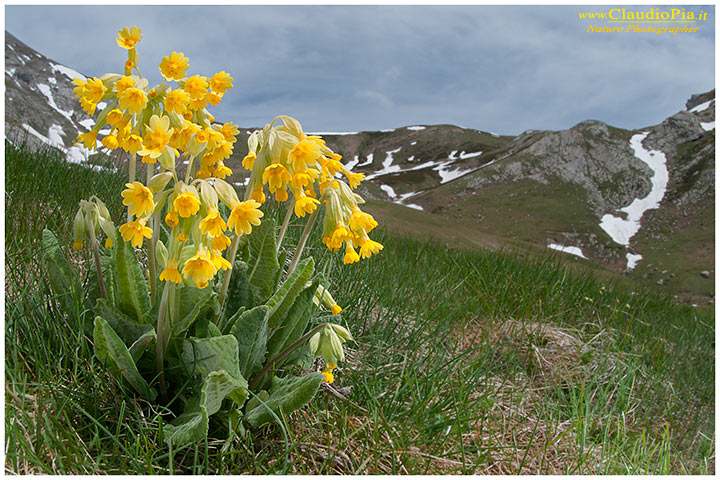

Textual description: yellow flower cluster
[242,116,382,264]
[72,25,238,180]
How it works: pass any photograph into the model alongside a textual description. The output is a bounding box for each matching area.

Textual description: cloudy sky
[5,5,715,135]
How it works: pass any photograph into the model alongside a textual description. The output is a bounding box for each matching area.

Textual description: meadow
[5,140,714,474]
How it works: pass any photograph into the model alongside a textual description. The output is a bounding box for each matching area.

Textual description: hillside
[5,30,715,303]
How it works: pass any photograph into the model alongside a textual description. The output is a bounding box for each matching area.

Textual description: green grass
[5,141,715,474]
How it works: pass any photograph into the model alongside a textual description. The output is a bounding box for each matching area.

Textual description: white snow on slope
[51,63,86,81]
[47,125,65,145]
[6,67,16,76]
[410,141,417,145]
[380,128,395,132]
[22,123,112,172]
[357,153,374,168]
[689,100,713,113]
[365,148,402,180]
[701,121,715,131]
[36,83,74,121]
[599,132,668,256]
[405,204,424,211]
[459,150,483,159]
[406,126,425,131]
[626,253,643,271]
[308,131,359,135]
[380,184,397,198]
[79,118,95,130]
[344,155,360,171]
[547,243,587,259]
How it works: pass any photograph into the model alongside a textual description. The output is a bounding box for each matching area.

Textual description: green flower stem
[215,235,241,323]
[184,154,196,184]
[286,206,320,277]
[147,164,157,304]
[155,281,171,399]
[85,209,106,300]
[127,153,136,222]
[248,322,327,389]
[276,199,294,254]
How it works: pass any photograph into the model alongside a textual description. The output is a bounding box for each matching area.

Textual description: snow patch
[6,68,16,76]
[689,99,713,113]
[410,141,417,145]
[459,150,483,159]
[700,121,715,131]
[47,125,65,145]
[79,119,95,130]
[51,63,86,81]
[308,131,358,135]
[599,132,668,247]
[344,155,360,171]
[380,184,397,198]
[365,148,402,180]
[489,132,500,137]
[48,77,57,85]
[357,153,374,168]
[380,128,395,132]
[547,243,587,259]
[406,126,425,131]
[37,83,74,121]
[626,253,643,271]
[22,123,112,172]
[407,155,415,162]
[405,204,424,211]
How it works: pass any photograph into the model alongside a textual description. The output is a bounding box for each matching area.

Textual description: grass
[5,140,715,474]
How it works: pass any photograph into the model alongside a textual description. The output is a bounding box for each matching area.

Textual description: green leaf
[245,373,325,427]
[201,370,249,415]
[95,298,153,346]
[229,305,269,379]
[266,257,314,332]
[207,322,222,337]
[274,250,287,290]
[114,233,151,323]
[222,260,251,322]
[93,316,157,401]
[266,280,319,365]
[173,285,218,337]
[42,229,88,326]
[181,335,241,380]
[128,328,156,363]
[246,218,280,304]
[163,408,208,445]
[221,307,245,335]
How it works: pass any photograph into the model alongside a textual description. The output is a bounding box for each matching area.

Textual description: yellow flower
[250,187,266,204]
[188,96,208,111]
[195,129,209,144]
[349,209,378,233]
[288,139,321,171]
[183,75,208,100]
[84,77,107,104]
[343,245,360,264]
[114,75,135,95]
[331,304,342,315]
[196,166,212,179]
[106,109,125,127]
[291,171,312,190]
[321,362,336,384]
[227,200,264,236]
[346,172,365,189]
[165,210,179,227]
[159,51,189,81]
[360,239,384,259]
[199,208,227,237]
[79,97,97,115]
[262,163,291,192]
[72,240,83,251]
[72,78,87,99]
[212,233,232,251]
[219,122,239,142]
[76,130,98,151]
[159,259,183,283]
[174,191,200,218]
[294,195,319,217]
[182,248,217,289]
[164,89,190,114]
[116,26,142,50]
[138,115,173,160]
[242,152,256,170]
[210,250,232,271]
[119,219,152,248]
[118,87,148,115]
[275,188,289,202]
[104,237,114,248]
[209,71,233,94]
[213,162,232,179]
[122,132,143,154]
[101,134,119,150]
[177,232,189,243]
[205,91,222,106]
[121,181,154,217]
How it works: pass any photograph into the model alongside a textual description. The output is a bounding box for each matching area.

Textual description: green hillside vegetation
[5,141,714,474]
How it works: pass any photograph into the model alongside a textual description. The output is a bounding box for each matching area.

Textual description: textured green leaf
[95,298,153,346]
[181,335,241,380]
[222,260,251,322]
[266,257,314,332]
[266,280,319,364]
[246,218,280,304]
[114,233,151,323]
[229,305,269,379]
[245,373,324,426]
[173,285,218,337]
[221,307,245,335]
[207,322,222,337]
[163,408,208,445]
[128,328,156,362]
[42,229,88,325]
[201,370,249,415]
[93,316,157,401]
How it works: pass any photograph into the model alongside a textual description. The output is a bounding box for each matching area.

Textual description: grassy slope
[5,142,715,474]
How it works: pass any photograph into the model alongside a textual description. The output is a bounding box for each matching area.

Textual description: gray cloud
[6,5,715,134]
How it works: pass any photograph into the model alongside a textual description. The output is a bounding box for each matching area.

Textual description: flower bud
[156,240,168,268]
[199,180,218,209]
[147,171,173,193]
[212,178,240,208]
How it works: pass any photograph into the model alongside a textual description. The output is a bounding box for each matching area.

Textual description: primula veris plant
[43,26,382,445]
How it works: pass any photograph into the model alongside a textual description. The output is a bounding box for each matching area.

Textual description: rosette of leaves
[43,218,332,445]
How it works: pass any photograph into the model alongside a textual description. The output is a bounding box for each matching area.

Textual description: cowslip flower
[101,135,119,150]
[227,200,263,236]
[165,210,179,227]
[83,77,107,104]
[343,245,360,264]
[182,248,217,288]
[114,75,135,95]
[116,26,142,50]
[159,259,182,283]
[199,208,227,237]
[174,192,200,218]
[262,164,291,192]
[219,122,239,142]
[294,195,320,218]
[288,139,321,171]
[242,152,256,170]
[349,209,378,233]
[183,75,208,100]
[360,239,384,259]
[137,115,173,160]
[118,87,148,115]
[209,71,233,94]
[321,363,336,384]
[211,233,232,251]
[159,51,189,81]
[121,181,154,217]
[164,89,190,114]
[76,130,98,151]
[119,219,152,248]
